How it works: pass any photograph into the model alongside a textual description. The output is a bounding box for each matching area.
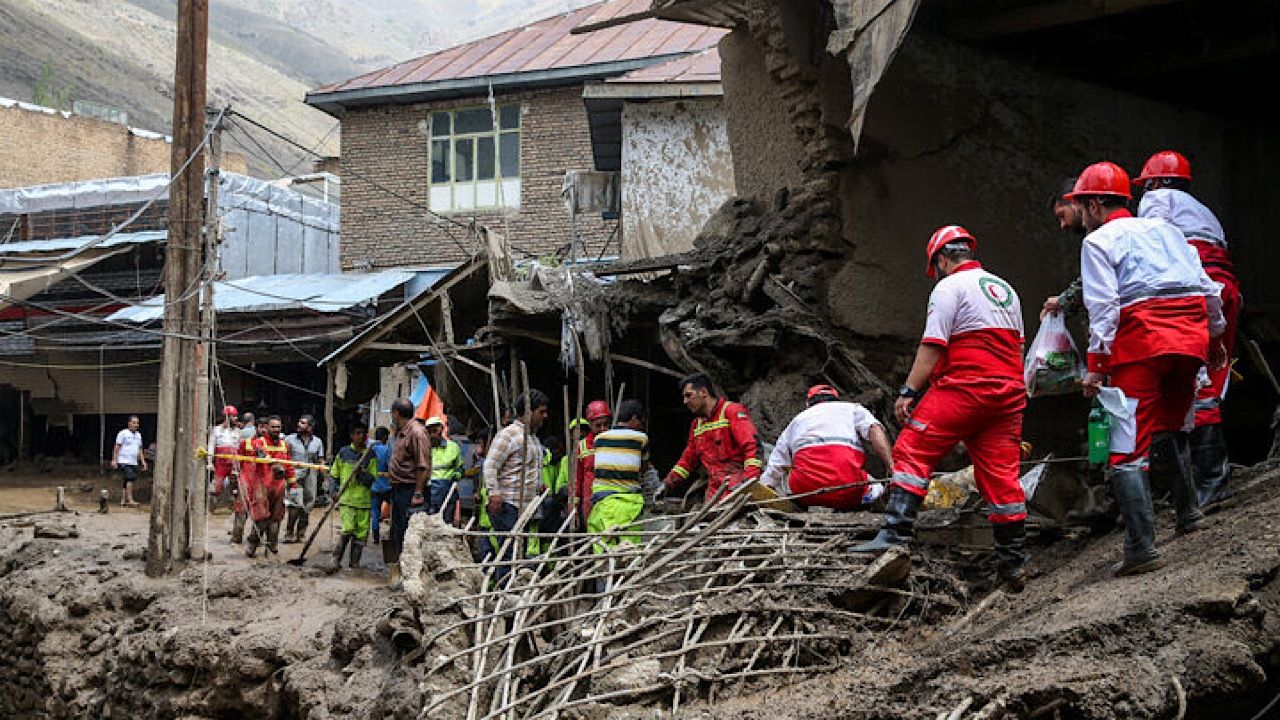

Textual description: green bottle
[1087,399,1110,466]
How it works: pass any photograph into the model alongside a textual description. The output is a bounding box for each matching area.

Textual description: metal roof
[0,230,166,256]
[305,0,726,113]
[606,46,721,84]
[105,270,416,323]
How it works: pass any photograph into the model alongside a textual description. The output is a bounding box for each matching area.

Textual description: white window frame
[428,104,521,213]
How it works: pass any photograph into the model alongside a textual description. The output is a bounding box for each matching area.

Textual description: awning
[105,270,417,323]
[0,247,132,311]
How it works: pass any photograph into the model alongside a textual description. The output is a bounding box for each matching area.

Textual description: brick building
[0,97,246,189]
[306,0,727,271]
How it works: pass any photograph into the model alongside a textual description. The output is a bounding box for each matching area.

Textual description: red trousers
[1108,354,1200,466]
[1195,268,1240,427]
[212,446,238,493]
[891,380,1026,524]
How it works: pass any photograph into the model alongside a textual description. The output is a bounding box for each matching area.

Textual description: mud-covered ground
[3,465,1279,719]
[589,464,1280,720]
[0,471,429,719]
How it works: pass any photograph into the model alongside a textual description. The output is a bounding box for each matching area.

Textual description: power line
[227,110,479,258]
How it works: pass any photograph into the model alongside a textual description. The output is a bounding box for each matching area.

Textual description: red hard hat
[925,225,976,279]
[223,405,238,416]
[1134,150,1192,184]
[585,400,611,421]
[1065,162,1132,202]
[806,384,839,401]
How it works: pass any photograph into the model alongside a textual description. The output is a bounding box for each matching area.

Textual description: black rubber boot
[349,540,364,568]
[1190,423,1231,506]
[992,520,1029,593]
[1150,431,1206,533]
[852,486,922,553]
[1109,465,1163,576]
[230,512,246,544]
[329,535,351,573]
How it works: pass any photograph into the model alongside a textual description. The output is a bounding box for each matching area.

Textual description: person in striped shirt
[587,399,651,555]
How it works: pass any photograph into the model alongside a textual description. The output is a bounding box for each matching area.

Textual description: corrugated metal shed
[306,0,726,112]
[106,271,415,323]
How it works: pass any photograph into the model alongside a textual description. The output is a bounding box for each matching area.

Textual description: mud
[0,474,469,720]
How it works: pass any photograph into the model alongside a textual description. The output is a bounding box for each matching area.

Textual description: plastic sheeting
[105,270,415,323]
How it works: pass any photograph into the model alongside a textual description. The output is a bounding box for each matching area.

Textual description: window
[429,104,521,212]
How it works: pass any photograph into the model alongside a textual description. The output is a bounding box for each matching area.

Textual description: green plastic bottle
[1087,399,1110,466]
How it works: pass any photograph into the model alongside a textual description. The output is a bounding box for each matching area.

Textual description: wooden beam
[952,0,1182,40]
[364,341,494,354]
[494,327,685,379]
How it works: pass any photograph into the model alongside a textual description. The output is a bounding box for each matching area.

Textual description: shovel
[288,447,372,567]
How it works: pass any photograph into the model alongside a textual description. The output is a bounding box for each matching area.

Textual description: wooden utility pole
[148,0,209,577]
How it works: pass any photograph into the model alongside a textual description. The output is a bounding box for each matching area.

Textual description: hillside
[0,0,599,175]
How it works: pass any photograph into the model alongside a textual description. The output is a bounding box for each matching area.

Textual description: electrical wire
[2,112,220,266]
[0,356,162,370]
[227,110,479,258]
[217,358,326,399]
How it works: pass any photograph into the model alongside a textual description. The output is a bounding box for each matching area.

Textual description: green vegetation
[31,60,74,111]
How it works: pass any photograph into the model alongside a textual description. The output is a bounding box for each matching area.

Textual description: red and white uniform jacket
[667,398,762,501]
[208,424,242,481]
[1138,188,1230,268]
[1081,210,1225,373]
[762,401,881,507]
[922,261,1025,390]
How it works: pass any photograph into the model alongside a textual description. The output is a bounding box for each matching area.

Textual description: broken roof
[305,0,726,115]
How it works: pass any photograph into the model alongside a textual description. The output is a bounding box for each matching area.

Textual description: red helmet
[585,400,611,421]
[1134,150,1192,185]
[223,405,238,416]
[806,384,840,402]
[925,225,976,279]
[1065,162,1132,202]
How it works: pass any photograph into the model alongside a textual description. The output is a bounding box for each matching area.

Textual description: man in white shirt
[207,405,241,506]
[762,385,893,510]
[111,415,147,507]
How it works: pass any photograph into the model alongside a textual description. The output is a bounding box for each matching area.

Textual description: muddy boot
[295,511,310,544]
[852,486,922,553]
[1109,465,1163,576]
[1151,432,1206,534]
[992,520,1029,593]
[230,512,246,544]
[246,527,260,558]
[1190,423,1231,506]
[349,540,364,569]
[265,521,281,555]
[328,535,351,574]
[282,510,298,543]
[383,539,402,585]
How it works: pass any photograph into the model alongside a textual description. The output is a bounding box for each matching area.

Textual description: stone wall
[338,86,615,270]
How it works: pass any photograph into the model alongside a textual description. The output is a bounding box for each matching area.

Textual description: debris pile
[409,488,974,718]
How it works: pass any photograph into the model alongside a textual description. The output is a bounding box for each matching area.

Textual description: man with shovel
[328,423,379,572]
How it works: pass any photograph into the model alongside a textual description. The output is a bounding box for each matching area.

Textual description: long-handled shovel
[288,447,372,567]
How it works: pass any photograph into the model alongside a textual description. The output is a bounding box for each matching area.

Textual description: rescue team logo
[978,277,1014,309]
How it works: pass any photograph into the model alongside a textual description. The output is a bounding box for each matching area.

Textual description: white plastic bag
[1024,313,1085,397]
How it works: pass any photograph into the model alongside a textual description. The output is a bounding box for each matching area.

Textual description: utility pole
[148,0,209,577]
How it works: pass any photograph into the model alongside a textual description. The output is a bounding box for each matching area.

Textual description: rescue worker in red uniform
[244,415,293,557]
[229,415,267,544]
[663,373,762,502]
[855,226,1029,591]
[761,385,893,510]
[1134,150,1239,505]
[1070,161,1226,576]
[571,400,611,528]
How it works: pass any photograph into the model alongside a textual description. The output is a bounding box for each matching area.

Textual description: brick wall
[0,103,247,189]
[338,85,616,270]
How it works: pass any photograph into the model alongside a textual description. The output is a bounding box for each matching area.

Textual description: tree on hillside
[32,60,75,111]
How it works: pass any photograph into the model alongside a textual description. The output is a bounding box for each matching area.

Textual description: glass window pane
[454,107,492,134]
[499,105,520,130]
[499,132,520,178]
[431,112,450,137]
[454,138,474,182]
[430,139,450,183]
[477,136,495,181]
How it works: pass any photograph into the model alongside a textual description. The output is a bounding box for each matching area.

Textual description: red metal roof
[606,47,721,84]
[311,0,727,96]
